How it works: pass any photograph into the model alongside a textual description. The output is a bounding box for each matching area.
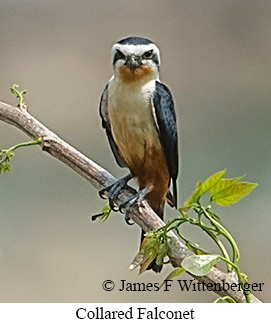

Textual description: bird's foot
[119,187,150,225]
[98,174,134,211]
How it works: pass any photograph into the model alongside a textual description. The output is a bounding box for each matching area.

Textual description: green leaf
[181,254,221,276]
[166,267,186,280]
[186,241,208,255]
[184,182,202,207]
[213,296,236,303]
[159,267,186,290]
[6,151,14,158]
[3,163,12,173]
[198,169,227,197]
[129,251,144,271]
[139,248,157,274]
[212,182,258,206]
[210,176,244,198]
[156,242,169,265]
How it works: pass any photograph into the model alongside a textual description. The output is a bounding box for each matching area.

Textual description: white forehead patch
[112,43,160,63]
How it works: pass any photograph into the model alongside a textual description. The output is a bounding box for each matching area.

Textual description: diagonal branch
[0,100,261,303]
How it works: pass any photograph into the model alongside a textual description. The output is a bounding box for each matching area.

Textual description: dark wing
[99,84,126,168]
[152,81,178,207]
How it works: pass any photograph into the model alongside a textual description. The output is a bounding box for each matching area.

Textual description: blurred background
[0,0,270,302]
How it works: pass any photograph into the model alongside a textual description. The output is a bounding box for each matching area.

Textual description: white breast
[107,78,160,166]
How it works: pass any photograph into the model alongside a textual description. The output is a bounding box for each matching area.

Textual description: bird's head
[112,36,160,83]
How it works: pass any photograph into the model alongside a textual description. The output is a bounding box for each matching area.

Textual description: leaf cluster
[130,230,169,274]
[10,84,27,107]
[135,170,257,302]
[0,139,42,175]
[0,149,14,174]
[184,169,257,208]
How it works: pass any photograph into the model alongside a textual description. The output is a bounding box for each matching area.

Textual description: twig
[0,100,261,303]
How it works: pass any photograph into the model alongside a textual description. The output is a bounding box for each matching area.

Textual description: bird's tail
[140,199,165,273]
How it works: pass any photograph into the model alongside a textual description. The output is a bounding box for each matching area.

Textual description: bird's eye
[143,49,153,59]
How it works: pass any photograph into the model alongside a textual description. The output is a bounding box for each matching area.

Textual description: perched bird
[99,36,178,272]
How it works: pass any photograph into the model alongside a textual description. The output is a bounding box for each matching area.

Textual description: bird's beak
[125,55,141,72]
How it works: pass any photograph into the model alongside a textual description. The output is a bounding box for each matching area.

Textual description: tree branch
[0,100,261,303]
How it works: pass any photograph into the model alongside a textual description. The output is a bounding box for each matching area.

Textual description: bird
[99,36,178,272]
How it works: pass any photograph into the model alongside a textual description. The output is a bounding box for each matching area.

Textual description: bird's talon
[119,203,126,214]
[98,189,107,199]
[109,199,119,212]
[98,175,133,210]
[125,212,134,225]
